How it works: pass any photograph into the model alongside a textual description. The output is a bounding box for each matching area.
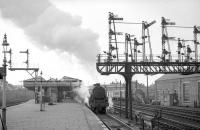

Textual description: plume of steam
[0,0,99,73]
[108,96,113,108]
[74,85,90,104]
[107,96,115,113]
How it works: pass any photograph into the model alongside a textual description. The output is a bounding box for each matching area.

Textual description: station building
[155,74,200,107]
[23,76,82,103]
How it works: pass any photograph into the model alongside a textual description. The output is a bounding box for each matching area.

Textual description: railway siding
[113,100,200,130]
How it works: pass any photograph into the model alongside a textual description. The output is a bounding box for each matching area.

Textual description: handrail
[97,54,200,63]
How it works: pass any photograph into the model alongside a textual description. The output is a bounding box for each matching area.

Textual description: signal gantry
[96,12,200,120]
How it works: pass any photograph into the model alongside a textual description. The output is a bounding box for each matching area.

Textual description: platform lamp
[2,34,10,130]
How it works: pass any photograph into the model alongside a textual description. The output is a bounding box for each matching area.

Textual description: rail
[97,113,135,130]
[107,113,135,130]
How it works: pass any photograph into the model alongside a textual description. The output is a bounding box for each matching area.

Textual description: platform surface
[5,100,104,130]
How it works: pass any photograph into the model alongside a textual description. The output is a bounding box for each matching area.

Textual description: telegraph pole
[120,80,122,117]
[146,75,149,104]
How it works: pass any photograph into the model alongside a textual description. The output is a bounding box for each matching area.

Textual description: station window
[183,82,190,102]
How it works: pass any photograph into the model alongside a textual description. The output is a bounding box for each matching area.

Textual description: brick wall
[156,75,200,107]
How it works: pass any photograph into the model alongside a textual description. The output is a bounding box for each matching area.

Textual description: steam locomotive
[89,83,109,113]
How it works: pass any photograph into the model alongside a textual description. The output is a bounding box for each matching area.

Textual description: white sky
[0,0,199,86]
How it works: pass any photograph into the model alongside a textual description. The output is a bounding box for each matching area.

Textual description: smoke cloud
[74,85,90,104]
[0,0,99,71]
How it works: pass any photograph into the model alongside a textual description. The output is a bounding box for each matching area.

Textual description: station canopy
[23,76,82,90]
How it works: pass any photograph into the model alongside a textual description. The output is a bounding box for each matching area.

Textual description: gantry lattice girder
[96,61,200,75]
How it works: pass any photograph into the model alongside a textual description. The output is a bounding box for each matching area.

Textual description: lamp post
[40,71,43,111]
[2,34,10,130]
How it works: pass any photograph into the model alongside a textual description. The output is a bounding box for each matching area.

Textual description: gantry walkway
[4,100,105,130]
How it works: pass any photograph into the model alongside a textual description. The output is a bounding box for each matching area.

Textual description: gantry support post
[123,64,133,119]
[125,76,129,118]
[128,75,133,120]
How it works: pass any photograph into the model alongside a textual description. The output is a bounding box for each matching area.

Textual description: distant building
[104,83,125,98]
[148,84,157,101]
[23,76,82,103]
[155,74,200,107]
[104,81,147,103]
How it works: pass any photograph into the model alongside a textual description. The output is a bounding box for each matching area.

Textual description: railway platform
[4,100,104,130]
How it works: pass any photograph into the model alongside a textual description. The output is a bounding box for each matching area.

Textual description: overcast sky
[0,0,199,86]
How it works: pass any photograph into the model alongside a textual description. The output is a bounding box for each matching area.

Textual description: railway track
[86,103,136,130]
[0,98,31,109]
[132,104,200,129]
[114,103,200,130]
[97,113,135,130]
[113,100,200,123]
[134,103,200,122]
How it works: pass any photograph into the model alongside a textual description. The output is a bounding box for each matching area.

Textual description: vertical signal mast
[125,33,135,62]
[194,26,200,61]
[20,49,29,68]
[108,12,123,62]
[142,21,156,62]
[161,17,175,62]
